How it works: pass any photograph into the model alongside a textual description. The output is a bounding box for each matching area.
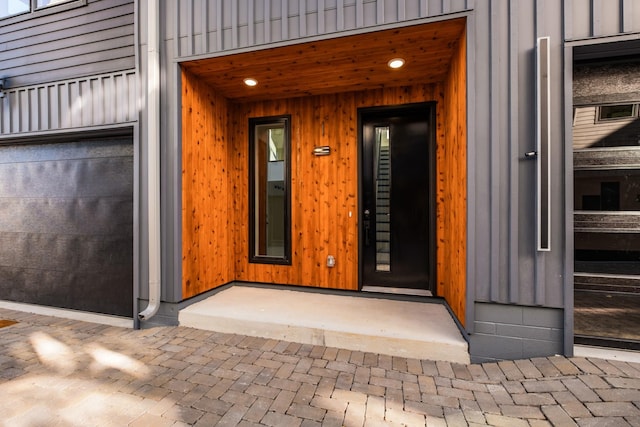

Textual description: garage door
[0,137,133,317]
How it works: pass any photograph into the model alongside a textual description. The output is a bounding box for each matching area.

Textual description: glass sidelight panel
[375,126,391,272]
[249,116,291,264]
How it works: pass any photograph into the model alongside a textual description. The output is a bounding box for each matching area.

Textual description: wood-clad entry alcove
[181,19,467,325]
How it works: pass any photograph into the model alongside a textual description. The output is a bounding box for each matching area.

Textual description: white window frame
[0,0,86,22]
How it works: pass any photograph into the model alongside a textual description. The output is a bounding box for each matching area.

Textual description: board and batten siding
[433,0,640,310]
[0,71,137,136]
[466,0,566,312]
[465,0,640,359]
[564,0,640,40]
[462,0,568,361]
[163,0,474,59]
[0,0,135,89]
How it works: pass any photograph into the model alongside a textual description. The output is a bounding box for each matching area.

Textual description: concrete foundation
[179,286,469,364]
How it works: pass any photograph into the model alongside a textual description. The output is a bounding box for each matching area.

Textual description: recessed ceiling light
[387,58,405,69]
[243,78,258,87]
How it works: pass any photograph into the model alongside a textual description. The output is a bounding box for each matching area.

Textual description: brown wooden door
[360,103,435,292]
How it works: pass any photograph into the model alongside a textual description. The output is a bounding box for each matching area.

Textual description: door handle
[364,209,371,246]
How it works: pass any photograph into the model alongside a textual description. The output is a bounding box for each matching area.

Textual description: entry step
[179,286,469,364]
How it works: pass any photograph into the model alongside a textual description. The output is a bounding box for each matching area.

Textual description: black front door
[360,103,434,292]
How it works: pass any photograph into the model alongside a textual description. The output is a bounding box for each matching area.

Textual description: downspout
[139,0,161,321]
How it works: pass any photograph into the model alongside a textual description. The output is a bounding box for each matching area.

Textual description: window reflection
[36,0,71,7]
[574,105,640,148]
[1,0,77,19]
[573,106,640,279]
[573,59,640,346]
[575,170,640,211]
[1,0,29,18]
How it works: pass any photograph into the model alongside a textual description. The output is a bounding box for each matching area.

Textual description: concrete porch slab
[179,286,470,364]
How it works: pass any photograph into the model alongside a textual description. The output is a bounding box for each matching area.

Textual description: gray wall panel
[168,0,473,59]
[0,0,135,88]
[138,0,183,303]
[513,0,533,304]
[470,0,566,308]
[0,71,137,136]
[564,0,640,40]
[545,0,567,307]
[490,0,509,302]
[160,62,184,304]
[469,3,491,303]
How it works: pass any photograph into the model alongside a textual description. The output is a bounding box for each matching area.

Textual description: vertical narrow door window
[374,126,392,272]
[249,116,291,264]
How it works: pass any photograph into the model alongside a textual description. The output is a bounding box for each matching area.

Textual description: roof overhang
[182,18,466,103]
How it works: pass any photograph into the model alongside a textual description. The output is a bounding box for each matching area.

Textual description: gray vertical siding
[467,0,567,310]
[467,1,569,358]
[565,0,640,40]
[469,0,638,338]
[0,0,135,88]
[137,1,184,303]
[0,71,137,137]
[167,0,474,59]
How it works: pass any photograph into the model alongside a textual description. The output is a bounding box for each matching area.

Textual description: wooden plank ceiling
[182,18,466,102]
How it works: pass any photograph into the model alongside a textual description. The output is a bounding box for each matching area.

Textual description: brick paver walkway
[2,308,640,426]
